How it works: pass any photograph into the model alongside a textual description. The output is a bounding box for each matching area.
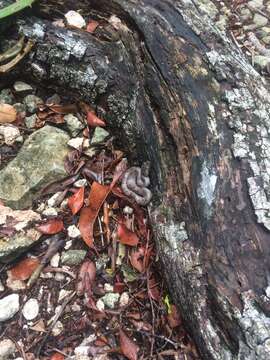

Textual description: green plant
[0,0,35,20]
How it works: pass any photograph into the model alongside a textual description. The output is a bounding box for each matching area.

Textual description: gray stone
[64,114,84,136]
[0,89,15,105]
[46,93,61,105]
[248,0,263,8]
[22,298,39,320]
[253,55,270,69]
[90,127,109,144]
[253,14,268,28]
[13,103,26,113]
[262,36,270,45]
[61,250,87,265]
[0,125,70,209]
[0,339,16,359]
[23,94,43,113]
[13,81,33,93]
[101,293,120,309]
[0,294,19,321]
[24,114,37,129]
[240,8,252,21]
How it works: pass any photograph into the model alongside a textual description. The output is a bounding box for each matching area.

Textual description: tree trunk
[4,0,270,358]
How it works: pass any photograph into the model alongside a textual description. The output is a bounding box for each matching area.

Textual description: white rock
[67,225,81,238]
[74,179,87,187]
[71,302,81,312]
[104,283,114,292]
[109,15,122,29]
[0,125,21,145]
[74,345,89,356]
[96,299,105,312]
[6,275,26,291]
[58,289,73,302]
[0,294,20,321]
[42,207,58,216]
[64,239,73,249]
[119,292,129,307]
[22,298,39,320]
[52,320,64,336]
[123,206,133,215]
[0,339,16,359]
[13,81,33,92]
[55,273,65,282]
[65,10,86,28]
[50,253,60,267]
[47,192,62,207]
[101,293,120,309]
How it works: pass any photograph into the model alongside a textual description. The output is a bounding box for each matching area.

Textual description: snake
[121,161,152,206]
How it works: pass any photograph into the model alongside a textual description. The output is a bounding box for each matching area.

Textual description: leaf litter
[0,82,199,360]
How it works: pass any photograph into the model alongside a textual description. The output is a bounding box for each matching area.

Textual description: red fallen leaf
[130,248,144,272]
[87,111,106,127]
[50,353,64,360]
[68,187,85,215]
[110,158,128,189]
[117,223,139,246]
[148,275,160,301]
[10,258,40,281]
[114,281,126,293]
[119,329,139,360]
[78,182,110,247]
[36,219,64,234]
[167,305,182,328]
[77,260,96,296]
[86,20,99,33]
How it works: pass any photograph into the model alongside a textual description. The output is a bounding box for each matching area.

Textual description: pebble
[104,283,114,292]
[64,113,84,136]
[52,320,64,336]
[253,13,268,28]
[74,179,87,187]
[0,279,4,291]
[55,273,65,282]
[13,103,26,113]
[13,81,33,92]
[0,294,20,321]
[90,127,109,144]
[71,302,81,312]
[0,339,16,359]
[61,250,87,265]
[0,89,15,104]
[47,192,62,207]
[23,94,43,113]
[65,10,86,28]
[96,299,105,312]
[67,225,81,238]
[42,207,58,217]
[6,276,26,291]
[123,206,133,215]
[64,239,73,249]
[50,253,60,267]
[0,125,21,145]
[22,298,39,320]
[253,54,270,69]
[119,292,129,307]
[58,289,73,302]
[24,114,37,129]
[68,137,88,150]
[101,293,120,309]
[46,93,61,105]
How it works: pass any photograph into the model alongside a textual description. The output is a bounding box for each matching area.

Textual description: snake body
[121,162,152,206]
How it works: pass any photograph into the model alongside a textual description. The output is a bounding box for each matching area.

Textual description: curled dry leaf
[148,275,160,301]
[167,304,182,328]
[117,223,139,246]
[9,257,40,281]
[77,260,96,296]
[0,103,17,123]
[78,182,110,247]
[68,186,85,215]
[36,218,64,234]
[119,329,139,360]
[87,111,106,127]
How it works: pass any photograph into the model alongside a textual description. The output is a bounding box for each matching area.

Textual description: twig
[0,40,35,73]
[147,269,155,359]
[43,266,76,279]
[36,291,76,356]
[98,216,104,247]
[7,335,27,360]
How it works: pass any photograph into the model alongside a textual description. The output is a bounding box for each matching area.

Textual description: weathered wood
[4,0,270,358]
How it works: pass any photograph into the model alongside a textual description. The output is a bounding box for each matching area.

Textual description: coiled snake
[121,161,152,206]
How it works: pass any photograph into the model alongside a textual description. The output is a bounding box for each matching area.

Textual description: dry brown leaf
[0,104,17,123]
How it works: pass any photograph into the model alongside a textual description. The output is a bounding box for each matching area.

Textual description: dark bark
[4,0,270,359]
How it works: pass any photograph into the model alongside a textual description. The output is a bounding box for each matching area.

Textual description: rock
[0,294,19,321]
[67,225,81,238]
[0,126,70,209]
[95,254,110,272]
[96,299,105,312]
[248,0,263,8]
[22,298,39,320]
[0,205,41,230]
[253,55,270,69]
[24,114,37,129]
[55,273,65,281]
[64,114,84,136]
[104,283,114,292]
[68,137,88,150]
[90,128,109,145]
[23,95,43,113]
[74,179,87,187]
[6,276,26,291]
[47,192,63,208]
[50,253,60,267]
[101,293,120,309]
[0,89,15,105]
[58,289,73,302]
[262,36,270,45]
[52,320,64,336]
[0,125,21,145]
[13,103,26,113]
[13,81,33,93]
[61,250,87,265]
[253,14,268,28]
[65,10,86,28]
[64,239,73,249]
[119,292,129,307]
[0,279,4,291]
[0,339,16,359]
[240,8,252,21]
[46,93,61,105]
[42,207,58,217]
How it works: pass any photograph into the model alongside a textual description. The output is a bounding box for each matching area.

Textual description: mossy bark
[3,0,270,358]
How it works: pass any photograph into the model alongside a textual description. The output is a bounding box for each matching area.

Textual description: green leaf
[0,0,36,20]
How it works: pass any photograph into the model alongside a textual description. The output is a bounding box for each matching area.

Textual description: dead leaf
[167,305,182,328]
[50,353,65,360]
[30,319,46,333]
[117,223,139,246]
[87,111,106,127]
[110,158,128,189]
[77,260,96,296]
[68,187,85,215]
[86,20,99,33]
[130,248,144,272]
[36,219,64,234]
[48,103,78,114]
[148,275,160,301]
[0,104,17,123]
[9,257,40,280]
[78,182,110,247]
[119,329,139,360]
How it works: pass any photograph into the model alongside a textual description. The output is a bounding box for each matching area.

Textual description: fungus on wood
[3,0,270,358]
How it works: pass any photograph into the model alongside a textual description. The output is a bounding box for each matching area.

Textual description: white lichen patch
[198,161,217,215]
